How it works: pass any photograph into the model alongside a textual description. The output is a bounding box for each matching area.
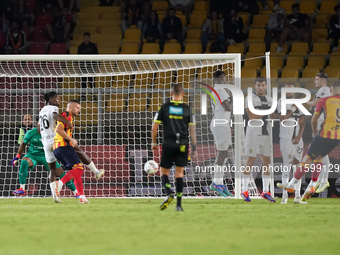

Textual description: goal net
[0,54,261,198]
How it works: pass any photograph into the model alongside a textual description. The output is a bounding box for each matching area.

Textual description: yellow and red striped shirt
[315,95,340,140]
[53,111,74,149]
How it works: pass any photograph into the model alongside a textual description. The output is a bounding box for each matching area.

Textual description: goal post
[0,53,252,198]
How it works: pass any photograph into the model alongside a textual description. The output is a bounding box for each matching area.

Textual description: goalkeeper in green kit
[12,117,79,197]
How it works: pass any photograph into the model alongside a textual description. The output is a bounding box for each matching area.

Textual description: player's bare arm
[292,115,305,144]
[56,123,78,146]
[53,112,73,129]
[311,112,320,137]
[306,97,320,107]
[246,108,265,120]
[151,122,159,151]
[189,125,197,158]
[279,104,298,121]
[11,142,27,166]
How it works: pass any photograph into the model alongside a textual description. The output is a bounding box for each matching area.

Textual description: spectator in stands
[168,0,194,18]
[232,0,259,16]
[6,21,27,54]
[46,7,72,42]
[276,3,311,53]
[58,0,76,13]
[161,8,183,49]
[265,8,285,51]
[201,11,225,52]
[209,0,231,18]
[11,0,34,26]
[224,9,246,45]
[329,5,340,52]
[0,25,5,54]
[78,33,98,100]
[122,0,143,34]
[142,11,162,43]
[259,0,280,11]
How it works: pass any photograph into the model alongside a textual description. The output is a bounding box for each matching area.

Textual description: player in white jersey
[277,83,306,204]
[39,92,73,202]
[209,71,233,197]
[242,77,276,203]
[305,72,331,194]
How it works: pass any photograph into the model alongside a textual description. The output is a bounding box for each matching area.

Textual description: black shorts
[307,135,340,160]
[53,146,82,170]
[160,143,189,169]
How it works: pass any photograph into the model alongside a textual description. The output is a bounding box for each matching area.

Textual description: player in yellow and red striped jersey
[53,100,90,203]
[277,81,340,202]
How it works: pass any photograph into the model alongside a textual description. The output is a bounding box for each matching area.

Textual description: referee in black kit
[152,83,197,212]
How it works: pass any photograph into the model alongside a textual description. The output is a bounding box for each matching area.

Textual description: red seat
[16,78,35,89]
[28,43,47,54]
[0,95,10,111]
[35,15,52,28]
[49,43,67,54]
[12,94,33,110]
[26,0,36,13]
[30,28,49,42]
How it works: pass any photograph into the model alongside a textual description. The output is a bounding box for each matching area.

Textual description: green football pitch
[0,198,339,255]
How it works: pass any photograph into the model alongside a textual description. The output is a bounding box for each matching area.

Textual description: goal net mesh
[0,55,259,198]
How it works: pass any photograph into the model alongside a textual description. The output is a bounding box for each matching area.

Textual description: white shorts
[43,143,57,163]
[210,125,231,151]
[245,134,271,157]
[279,138,303,164]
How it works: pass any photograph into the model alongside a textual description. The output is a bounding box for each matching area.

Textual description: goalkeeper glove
[12,154,21,166]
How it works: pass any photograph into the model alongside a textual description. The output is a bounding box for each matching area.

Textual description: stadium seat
[49,43,67,54]
[279,1,295,13]
[163,43,181,54]
[183,43,202,54]
[227,43,245,54]
[106,93,127,112]
[310,42,330,55]
[186,29,202,43]
[251,15,270,28]
[97,47,119,54]
[324,67,340,78]
[241,68,257,78]
[12,94,33,110]
[73,26,121,35]
[289,42,309,55]
[122,29,141,42]
[81,102,98,114]
[243,58,263,69]
[247,29,265,42]
[300,1,316,14]
[150,93,164,112]
[270,57,283,69]
[192,1,208,14]
[285,56,305,69]
[30,28,49,42]
[281,69,299,79]
[238,14,249,27]
[120,43,139,54]
[28,43,46,54]
[135,73,152,89]
[188,15,206,28]
[270,43,287,55]
[328,56,340,67]
[77,12,120,21]
[155,71,173,86]
[34,14,52,28]
[176,14,187,26]
[151,1,169,14]
[76,20,121,28]
[128,93,148,112]
[312,28,328,42]
[319,1,337,13]
[247,43,266,56]
[141,43,160,54]
[306,56,325,69]
[80,6,121,13]
[314,15,330,28]
[301,68,320,82]
[260,68,279,79]
[26,0,36,12]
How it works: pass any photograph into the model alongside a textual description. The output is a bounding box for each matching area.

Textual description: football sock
[282,163,291,197]
[288,177,299,187]
[86,161,100,175]
[293,162,309,180]
[20,184,25,190]
[176,178,183,206]
[60,172,76,192]
[161,175,172,195]
[73,172,84,196]
[213,165,224,185]
[312,161,323,182]
[19,159,29,186]
[60,171,73,185]
[318,156,330,183]
[262,175,270,193]
[242,175,250,192]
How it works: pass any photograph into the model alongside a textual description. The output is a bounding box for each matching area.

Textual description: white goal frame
[1,53,244,198]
